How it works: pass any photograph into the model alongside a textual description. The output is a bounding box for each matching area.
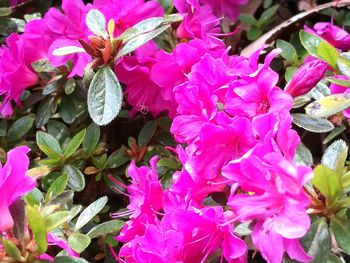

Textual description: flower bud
[285,59,328,97]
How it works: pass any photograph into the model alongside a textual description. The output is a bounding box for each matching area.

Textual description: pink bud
[285,59,328,97]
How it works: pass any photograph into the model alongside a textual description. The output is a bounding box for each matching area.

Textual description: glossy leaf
[294,142,313,166]
[292,113,334,133]
[63,129,86,158]
[138,120,157,147]
[74,196,108,231]
[44,211,71,232]
[36,131,62,159]
[46,173,69,201]
[87,219,124,238]
[321,140,348,176]
[83,123,100,156]
[337,52,350,79]
[60,96,76,124]
[87,67,123,126]
[331,216,350,255]
[64,165,86,192]
[276,39,298,63]
[7,114,34,142]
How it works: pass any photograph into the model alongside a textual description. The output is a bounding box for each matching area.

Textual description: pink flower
[200,0,248,21]
[305,22,350,51]
[285,59,328,97]
[115,42,178,117]
[0,34,39,116]
[43,0,93,77]
[93,0,163,36]
[0,146,35,231]
[174,0,221,41]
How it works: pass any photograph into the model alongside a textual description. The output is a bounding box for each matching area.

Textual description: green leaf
[138,120,157,147]
[234,221,252,236]
[327,77,350,87]
[26,205,47,253]
[44,211,71,232]
[87,219,124,238]
[0,7,12,17]
[302,217,331,263]
[1,238,22,261]
[74,196,108,231]
[87,67,123,126]
[238,13,257,25]
[24,188,44,206]
[247,27,262,41]
[331,216,350,255]
[53,46,86,56]
[64,165,86,192]
[31,59,55,73]
[68,233,91,253]
[256,4,279,29]
[54,256,90,263]
[326,254,345,263]
[0,119,7,137]
[294,143,313,166]
[47,190,74,208]
[300,30,340,68]
[7,114,34,142]
[323,126,346,145]
[65,78,76,95]
[285,66,298,82]
[317,41,339,69]
[337,52,350,79]
[36,131,62,159]
[312,165,342,207]
[117,25,169,58]
[47,120,70,145]
[60,96,76,124]
[86,9,107,38]
[276,39,298,63]
[292,113,334,133]
[321,140,348,175]
[63,129,86,158]
[117,17,164,42]
[305,94,350,118]
[107,147,130,168]
[83,123,100,156]
[35,96,57,128]
[46,173,68,202]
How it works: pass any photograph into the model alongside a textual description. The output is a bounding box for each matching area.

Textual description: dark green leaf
[294,143,313,166]
[247,27,262,41]
[138,120,157,147]
[107,147,130,168]
[47,120,70,145]
[7,114,34,142]
[54,256,90,263]
[239,14,257,25]
[74,196,108,231]
[323,126,346,145]
[47,190,74,208]
[87,67,123,126]
[256,4,279,29]
[83,123,100,156]
[302,217,331,263]
[24,188,44,206]
[87,219,124,239]
[331,216,350,255]
[46,173,68,202]
[36,131,62,159]
[64,165,85,192]
[60,96,76,124]
[63,129,86,158]
[65,78,76,95]
[35,96,57,128]
[292,113,334,133]
[31,59,55,73]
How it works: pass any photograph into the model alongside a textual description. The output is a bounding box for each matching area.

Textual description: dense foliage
[2,0,350,262]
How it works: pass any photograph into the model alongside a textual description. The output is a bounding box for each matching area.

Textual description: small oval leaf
[292,113,334,133]
[305,94,350,118]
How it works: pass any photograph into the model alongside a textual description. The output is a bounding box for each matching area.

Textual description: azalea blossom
[0,146,35,231]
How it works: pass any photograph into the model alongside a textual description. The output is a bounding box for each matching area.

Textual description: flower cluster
[115,47,314,263]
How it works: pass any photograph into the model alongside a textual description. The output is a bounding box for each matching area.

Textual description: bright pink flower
[200,0,248,21]
[174,0,221,41]
[0,34,39,116]
[305,22,350,51]
[0,146,35,231]
[43,0,93,77]
[329,75,350,118]
[93,0,163,36]
[285,59,328,97]
[115,42,178,117]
